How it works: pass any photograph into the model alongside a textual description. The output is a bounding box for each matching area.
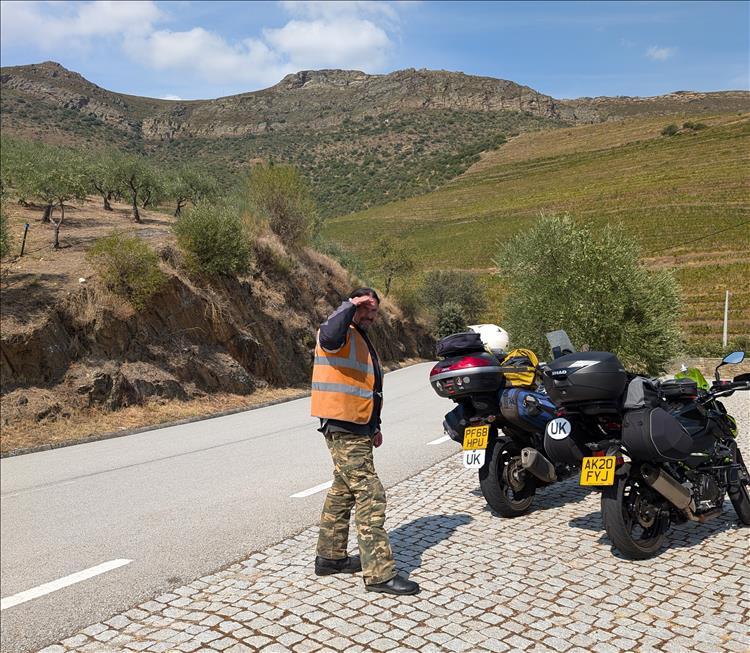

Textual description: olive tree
[47,148,88,248]
[373,236,415,297]
[7,140,58,221]
[87,150,122,211]
[169,165,219,216]
[494,214,681,374]
[112,154,158,223]
[5,142,87,247]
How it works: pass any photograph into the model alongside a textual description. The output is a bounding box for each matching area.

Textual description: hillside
[2,62,748,218]
[324,112,750,349]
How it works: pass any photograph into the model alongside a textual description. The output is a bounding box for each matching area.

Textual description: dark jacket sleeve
[319,301,356,351]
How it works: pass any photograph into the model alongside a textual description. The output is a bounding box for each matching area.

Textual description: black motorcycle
[429,331,571,517]
[542,345,750,559]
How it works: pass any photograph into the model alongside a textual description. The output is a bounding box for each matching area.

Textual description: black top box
[543,352,627,406]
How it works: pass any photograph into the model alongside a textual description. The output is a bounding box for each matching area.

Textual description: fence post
[20,223,29,257]
[722,290,729,348]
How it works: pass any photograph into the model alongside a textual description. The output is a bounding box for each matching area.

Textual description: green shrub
[0,206,12,259]
[495,214,681,374]
[435,302,467,338]
[245,164,320,247]
[394,285,426,321]
[174,201,252,276]
[87,232,166,309]
[682,121,707,131]
[661,124,680,136]
[421,270,487,323]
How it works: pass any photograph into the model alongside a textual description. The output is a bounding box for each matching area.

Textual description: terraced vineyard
[324,113,750,349]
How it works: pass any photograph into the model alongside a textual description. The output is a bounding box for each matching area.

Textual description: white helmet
[468,324,509,356]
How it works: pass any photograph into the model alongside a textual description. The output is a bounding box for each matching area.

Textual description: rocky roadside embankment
[0,243,433,453]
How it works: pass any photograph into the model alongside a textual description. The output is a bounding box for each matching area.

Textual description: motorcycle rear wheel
[729,450,750,525]
[479,438,536,517]
[601,473,669,559]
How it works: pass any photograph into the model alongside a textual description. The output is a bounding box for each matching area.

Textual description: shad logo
[546,417,572,441]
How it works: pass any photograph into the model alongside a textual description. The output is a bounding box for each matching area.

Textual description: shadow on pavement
[532,480,594,512]
[389,513,473,576]
[569,499,743,559]
[473,476,594,516]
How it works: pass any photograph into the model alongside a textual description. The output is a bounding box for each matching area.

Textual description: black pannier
[659,378,699,401]
[543,352,628,406]
[436,331,485,358]
[443,404,468,444]
[622,407,693,462]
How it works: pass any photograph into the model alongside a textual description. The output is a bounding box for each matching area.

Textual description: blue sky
[1,1,748,100]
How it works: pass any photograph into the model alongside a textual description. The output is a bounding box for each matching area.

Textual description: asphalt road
[0,362,454,653]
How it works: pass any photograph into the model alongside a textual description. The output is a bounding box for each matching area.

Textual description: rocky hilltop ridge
[6,61,746,145]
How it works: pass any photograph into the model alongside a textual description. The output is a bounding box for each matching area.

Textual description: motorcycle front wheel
[601,473,670,559]
[479,437,536,517]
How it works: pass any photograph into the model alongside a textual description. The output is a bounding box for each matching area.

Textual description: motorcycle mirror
[723,351,745,365]
[715,351,745,381]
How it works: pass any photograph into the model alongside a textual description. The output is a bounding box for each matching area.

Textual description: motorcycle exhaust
[640,463,693,511]
[521,448,557,483]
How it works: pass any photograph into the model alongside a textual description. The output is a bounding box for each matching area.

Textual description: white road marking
[427,435,452,445]
[0,559,132,611]
[290,480,333,498]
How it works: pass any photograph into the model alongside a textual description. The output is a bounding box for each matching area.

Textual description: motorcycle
[541,341,750,559]
[429,330,573,517]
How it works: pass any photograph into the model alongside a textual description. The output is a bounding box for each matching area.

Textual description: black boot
[365,574,420,595]
[315,555,362,576]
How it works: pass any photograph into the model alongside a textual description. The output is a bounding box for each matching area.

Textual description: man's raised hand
[351,295,376,309]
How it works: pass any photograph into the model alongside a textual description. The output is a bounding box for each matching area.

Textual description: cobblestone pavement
[40,398,750,653]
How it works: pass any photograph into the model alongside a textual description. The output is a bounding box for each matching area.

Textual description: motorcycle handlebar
[703,380,750,401]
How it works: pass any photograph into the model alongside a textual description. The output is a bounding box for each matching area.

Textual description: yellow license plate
[463,425,489,450]
[579,456,617,486]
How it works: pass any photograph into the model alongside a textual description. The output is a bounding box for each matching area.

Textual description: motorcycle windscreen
[622,407,693,462]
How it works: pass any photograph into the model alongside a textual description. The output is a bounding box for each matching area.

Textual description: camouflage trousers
[317,432,396,585]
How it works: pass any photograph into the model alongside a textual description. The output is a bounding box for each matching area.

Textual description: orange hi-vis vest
[311,325,377,424]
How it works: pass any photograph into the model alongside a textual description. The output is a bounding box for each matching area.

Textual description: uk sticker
[463,449,486,469]
[546,417,572,440]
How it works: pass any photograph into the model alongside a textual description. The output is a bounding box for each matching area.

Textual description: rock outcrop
[0,246,433,426]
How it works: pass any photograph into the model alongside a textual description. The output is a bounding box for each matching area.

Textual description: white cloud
[125,1,401,89]
[161,95,184,101]
[124,27,293,88]
[264,18,391,70]
[0,0,403,94]
[280,1,399,23]
[0,1,162,49]
[646,45,676,61]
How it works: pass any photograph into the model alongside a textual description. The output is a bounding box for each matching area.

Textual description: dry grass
[0,387,308,455]
[0,358,427,455]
